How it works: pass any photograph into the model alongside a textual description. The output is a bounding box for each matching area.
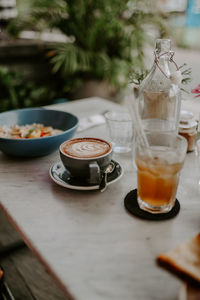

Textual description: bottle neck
[155,39,171,53]
[153,51,172,79]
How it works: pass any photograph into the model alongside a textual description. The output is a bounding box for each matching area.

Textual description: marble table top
[0,97,200,300]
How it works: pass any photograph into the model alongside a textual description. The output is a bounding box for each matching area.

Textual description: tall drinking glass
[135,132,187,214]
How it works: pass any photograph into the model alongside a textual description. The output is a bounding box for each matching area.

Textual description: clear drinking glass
[135,132,187,214]
[105,111,133,153]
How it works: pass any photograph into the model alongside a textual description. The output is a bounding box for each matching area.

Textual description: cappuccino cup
[59,137,113,184]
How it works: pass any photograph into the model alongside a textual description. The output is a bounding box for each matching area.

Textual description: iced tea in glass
[135,132,187,213]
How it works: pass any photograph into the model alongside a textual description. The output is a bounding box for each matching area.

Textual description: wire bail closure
[154,50,179,79]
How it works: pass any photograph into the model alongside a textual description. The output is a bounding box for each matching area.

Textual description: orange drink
[135,133,187,213]
[136,156,183,209]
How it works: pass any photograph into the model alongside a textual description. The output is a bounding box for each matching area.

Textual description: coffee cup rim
[59,137,113,160]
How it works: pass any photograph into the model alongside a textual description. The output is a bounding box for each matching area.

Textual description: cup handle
[88,161,101,184]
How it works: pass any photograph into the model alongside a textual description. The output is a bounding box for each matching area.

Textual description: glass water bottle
[137,39,181,133]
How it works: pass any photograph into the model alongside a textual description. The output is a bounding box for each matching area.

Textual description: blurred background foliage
[0,66,66,112]
[0,0,168,111]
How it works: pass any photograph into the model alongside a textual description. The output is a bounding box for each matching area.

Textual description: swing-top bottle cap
[155,39,171,53]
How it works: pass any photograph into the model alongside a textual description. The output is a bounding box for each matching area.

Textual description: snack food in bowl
[0,108,79,157]
[0,123,63,139]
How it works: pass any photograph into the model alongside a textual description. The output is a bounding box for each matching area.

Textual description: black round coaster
[124,189,180,221]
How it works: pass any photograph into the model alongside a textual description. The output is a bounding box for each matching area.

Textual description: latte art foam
[62,138,111,158]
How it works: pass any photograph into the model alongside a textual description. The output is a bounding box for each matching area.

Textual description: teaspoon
[99,162,115,192]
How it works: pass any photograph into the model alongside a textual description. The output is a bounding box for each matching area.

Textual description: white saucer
[49,160,123,191]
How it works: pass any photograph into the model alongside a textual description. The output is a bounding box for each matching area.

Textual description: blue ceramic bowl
[0,108,79,157]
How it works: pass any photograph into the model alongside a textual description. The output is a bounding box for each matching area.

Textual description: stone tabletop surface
[0,97,200,300]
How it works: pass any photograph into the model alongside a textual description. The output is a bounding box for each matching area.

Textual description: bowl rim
[0,107,79,141]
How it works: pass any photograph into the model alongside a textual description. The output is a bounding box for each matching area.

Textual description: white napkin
[77,114,106,132]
